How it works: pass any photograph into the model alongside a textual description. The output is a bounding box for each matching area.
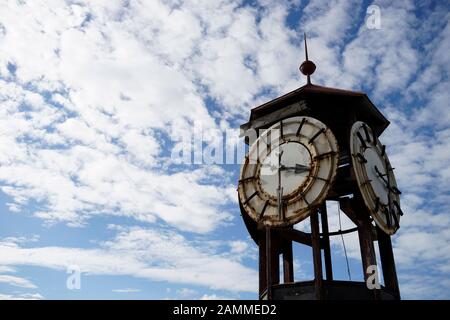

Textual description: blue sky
[0,0,449,300]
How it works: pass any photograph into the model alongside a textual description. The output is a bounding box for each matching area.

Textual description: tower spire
[304,32,309,61]
[299,33,316,85]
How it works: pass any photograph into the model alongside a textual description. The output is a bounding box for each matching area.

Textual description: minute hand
[374,165,401,195]
[280,164,310,173]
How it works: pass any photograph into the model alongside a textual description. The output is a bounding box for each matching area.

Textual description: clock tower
[237,35,402,300]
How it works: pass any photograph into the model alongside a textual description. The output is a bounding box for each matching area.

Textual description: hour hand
[280,164,310,173]
[374,165,401,195]
[374,165,387,181]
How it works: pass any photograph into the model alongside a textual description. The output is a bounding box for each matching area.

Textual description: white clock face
[238,116,339,227]
[259,141,311,196]
[350,121,402,235]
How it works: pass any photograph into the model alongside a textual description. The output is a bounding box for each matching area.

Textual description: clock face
[238,116,339,227]
[350,121,403,235]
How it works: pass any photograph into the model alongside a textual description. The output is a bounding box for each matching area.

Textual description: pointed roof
[243,83,389,136]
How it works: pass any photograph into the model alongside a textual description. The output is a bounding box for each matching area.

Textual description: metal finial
[299,33,316,85]
[304,32,309,61]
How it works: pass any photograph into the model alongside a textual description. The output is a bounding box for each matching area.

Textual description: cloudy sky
[0,0,449,300]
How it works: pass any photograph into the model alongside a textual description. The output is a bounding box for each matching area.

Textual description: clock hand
[261,150,283,173]
[384,159,393,227]
[280,164,311,173]
[277,150,284,220]
[374,165,401,195]
[374,165,388,182]
[277,184,284,219]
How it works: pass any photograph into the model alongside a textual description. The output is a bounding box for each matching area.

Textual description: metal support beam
[310,210,323,299]
[276,227,312,246]
[265,227,273,300]
[376,226,401,299]
[282,238,294,283]
[259,230,267,297]
[320,203,333,280]
[356,202,380,300]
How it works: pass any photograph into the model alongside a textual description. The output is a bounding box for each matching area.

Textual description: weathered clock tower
[237,36,402,300]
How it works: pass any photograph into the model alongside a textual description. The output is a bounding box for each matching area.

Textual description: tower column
[356,196,380,300]
[258,229,267,297]
[320,203,333,280]
[282,236,294,283]
[377,226,401,299]
[310,210,323,299]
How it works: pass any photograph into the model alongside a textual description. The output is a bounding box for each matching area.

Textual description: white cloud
[0,292,44,300]
[0,227,257,293]
[0,274,37,289]
[0,0,233,233]
[0,77,235,231]
[112,288,141,293]
[176,288,198,298]
[200,293,235,300]
[0,0,306,234]
[0,266,16,273]
[229,240,248,255]
[0,0,448,300]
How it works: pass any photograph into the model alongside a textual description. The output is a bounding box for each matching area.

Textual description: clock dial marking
[308,128,325,144]
[314,176,330,183]
[384,207,391,228]
[391,186,402,195]
[314,151,337,161]
[391,208,400,229]
[362,124,371,143]
[356,153,368,163]
[381,144,386,157]
[296,118,307,136]
[372,129,378,146]
[239,176,255,183]
[243,191,258,205]
[393,200,403,216]
[259,200,270,221]
[374,196,380,212]
[356,131,368,149]
[299,191,310,207]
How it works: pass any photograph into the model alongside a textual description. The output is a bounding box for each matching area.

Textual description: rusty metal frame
[350,121,401,235]
[238,116,339,228]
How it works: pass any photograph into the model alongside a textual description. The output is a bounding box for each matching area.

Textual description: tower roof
[241,83,390,137]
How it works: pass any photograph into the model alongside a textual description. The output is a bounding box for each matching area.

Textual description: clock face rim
[350,121,401,235]
[238,116,339,227]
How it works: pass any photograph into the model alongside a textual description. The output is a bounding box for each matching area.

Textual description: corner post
[376,226,401,299]
[310,210,323,299]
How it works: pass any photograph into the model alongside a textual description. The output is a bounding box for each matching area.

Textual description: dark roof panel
[246,83,389,135]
